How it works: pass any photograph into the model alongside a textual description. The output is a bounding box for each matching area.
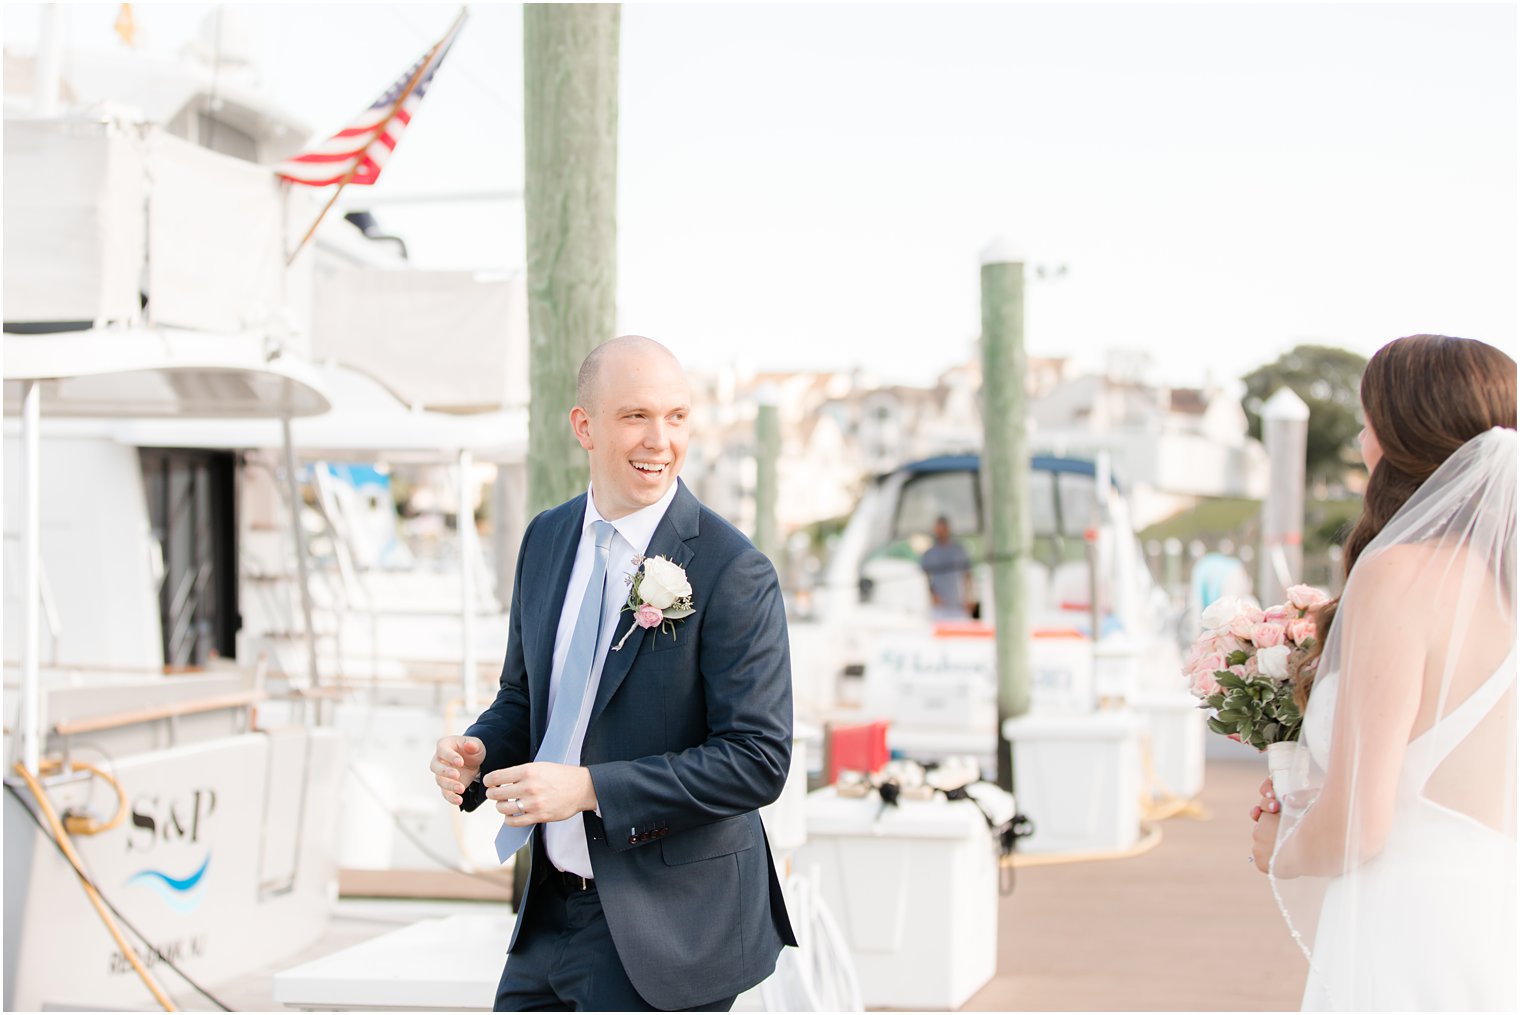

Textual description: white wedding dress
[1269,427,1518,1012]
[1292,651,1517,1011]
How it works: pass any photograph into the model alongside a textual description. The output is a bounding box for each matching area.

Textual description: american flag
[276,11,466,188]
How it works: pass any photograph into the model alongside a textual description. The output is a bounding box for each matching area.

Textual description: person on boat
[1249,334,1516,1011]
[921,515,974,620]
[430,335,795,1012]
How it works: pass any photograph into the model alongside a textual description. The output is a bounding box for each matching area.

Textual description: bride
[1249,334,1516,1011]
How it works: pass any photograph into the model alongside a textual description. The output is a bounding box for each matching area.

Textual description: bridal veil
[1268,426,1516,1010]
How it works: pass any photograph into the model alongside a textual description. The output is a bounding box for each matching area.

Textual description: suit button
[628,836,638,845]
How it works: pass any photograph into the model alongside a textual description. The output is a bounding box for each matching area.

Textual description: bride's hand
[1248,777,1280,822]
[1250,777,1281,873]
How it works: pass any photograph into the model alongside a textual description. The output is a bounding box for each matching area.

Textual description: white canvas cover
[15,360,527,463]
[3,118,316,347]
[311,269,528,413]
[1,329,331,419]
[146,129,317,344]
[2,117,145,324]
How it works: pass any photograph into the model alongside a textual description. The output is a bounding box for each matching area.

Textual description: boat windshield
[868,465,1102,572]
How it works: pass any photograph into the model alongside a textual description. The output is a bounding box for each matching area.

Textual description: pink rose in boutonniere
[612,554,694,651]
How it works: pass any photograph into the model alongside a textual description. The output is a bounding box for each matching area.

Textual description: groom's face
[572,345,691,520]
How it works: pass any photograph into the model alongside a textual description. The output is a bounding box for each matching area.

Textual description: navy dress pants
[495,875,738,1013]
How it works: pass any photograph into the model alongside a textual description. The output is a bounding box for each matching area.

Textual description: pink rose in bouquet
[1286,617,1316,646]
[1286,584,1330,610]
[1187,651,1228,696]
[1228,614,1262,640]
[1252,622,1287,648]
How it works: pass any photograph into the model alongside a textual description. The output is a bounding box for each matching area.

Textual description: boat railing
[2,657,279,767]
[50,689,264,737]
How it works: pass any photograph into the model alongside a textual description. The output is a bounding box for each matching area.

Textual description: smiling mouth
[631,461,667,475]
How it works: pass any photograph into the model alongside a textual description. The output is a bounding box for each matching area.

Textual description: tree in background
[1242,344,1369,490]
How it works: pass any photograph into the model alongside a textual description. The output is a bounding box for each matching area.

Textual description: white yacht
[3,11,528,1008]
[801,452,1201,802]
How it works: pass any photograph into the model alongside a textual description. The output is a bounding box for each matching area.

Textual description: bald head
[570,335,692,519]
[576,335,683,413]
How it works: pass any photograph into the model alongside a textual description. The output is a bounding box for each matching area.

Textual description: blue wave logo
[127,854,210,914]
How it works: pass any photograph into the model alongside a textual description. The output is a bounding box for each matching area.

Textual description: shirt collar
[582,479,680,557]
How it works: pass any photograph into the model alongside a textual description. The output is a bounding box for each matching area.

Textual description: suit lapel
[587,481,700,733]
[532,495,586,739]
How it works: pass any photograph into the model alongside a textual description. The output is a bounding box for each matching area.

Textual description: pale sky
[5,3,1516,388]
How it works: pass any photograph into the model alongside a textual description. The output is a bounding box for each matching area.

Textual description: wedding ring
[516,802,527,817]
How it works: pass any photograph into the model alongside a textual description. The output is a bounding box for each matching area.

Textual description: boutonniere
[612,554,694,651]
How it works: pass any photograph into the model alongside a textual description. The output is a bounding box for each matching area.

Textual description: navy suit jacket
[463,480,797,1009]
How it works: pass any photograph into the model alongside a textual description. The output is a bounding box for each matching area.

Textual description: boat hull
[3,727,345,1010]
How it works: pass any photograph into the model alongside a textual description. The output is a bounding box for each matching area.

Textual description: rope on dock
[1001,821,1165,868]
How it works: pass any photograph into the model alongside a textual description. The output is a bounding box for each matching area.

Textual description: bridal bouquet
[1184,586,1328,752]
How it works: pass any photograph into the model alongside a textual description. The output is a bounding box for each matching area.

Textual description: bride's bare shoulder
[1343,541,1495,620]
[1351,542,1443,588]
[1357,539,1486,578]
[1351,540,1507,625]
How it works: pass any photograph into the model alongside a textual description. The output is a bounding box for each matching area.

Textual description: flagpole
[284,6,467,266]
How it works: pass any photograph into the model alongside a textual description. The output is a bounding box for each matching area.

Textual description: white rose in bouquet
[1255,644,1291,679]
[1200,595,1252,632]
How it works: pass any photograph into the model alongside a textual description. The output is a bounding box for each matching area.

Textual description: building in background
[1028,350,1268,528]
[684,345,1267,567]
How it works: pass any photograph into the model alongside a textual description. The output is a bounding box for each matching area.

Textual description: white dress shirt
[542,480,680,878]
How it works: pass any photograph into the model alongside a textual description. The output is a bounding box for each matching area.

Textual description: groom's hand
[486,762,599,826]
[431,735,486,806]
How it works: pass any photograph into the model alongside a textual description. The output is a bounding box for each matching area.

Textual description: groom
[430,336,796,1011]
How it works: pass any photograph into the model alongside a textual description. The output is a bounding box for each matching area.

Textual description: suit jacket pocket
[660,813,755,865]
[642,624,696,655]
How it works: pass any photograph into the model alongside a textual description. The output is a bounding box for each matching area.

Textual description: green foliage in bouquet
[1200,653,1303,750]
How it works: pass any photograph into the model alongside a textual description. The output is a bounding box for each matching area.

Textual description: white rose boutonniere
[612,554,695,651]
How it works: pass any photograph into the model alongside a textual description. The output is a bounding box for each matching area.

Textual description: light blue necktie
[496,520,615,862]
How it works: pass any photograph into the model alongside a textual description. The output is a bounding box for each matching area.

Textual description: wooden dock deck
[963,757,1305,1011]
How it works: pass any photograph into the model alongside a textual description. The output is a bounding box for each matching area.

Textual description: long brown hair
[1292,335,1517,707]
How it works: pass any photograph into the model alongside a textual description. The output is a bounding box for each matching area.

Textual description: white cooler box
[1131,691,1206,800]
[1002,710,1143,853]
[792,788,998,1010]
